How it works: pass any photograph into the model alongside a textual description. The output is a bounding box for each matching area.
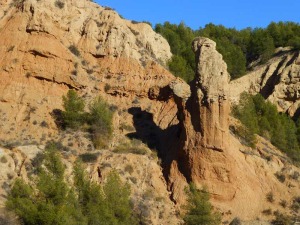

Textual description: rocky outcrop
[166,37,233,203]
[230,50,300,117]
[0,1,183,223]
[167,38,300,221]
[0,0,175,143]
[0,0,299,223]
[191,37,230,152]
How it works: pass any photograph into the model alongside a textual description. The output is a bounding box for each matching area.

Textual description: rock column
[168,37,233,204]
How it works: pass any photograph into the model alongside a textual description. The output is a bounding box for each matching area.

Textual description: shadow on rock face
[127,107,161,150]
[51,109,65,130]
[127,107,181,177]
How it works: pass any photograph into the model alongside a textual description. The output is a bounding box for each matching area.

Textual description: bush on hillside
[88,97,113,148]
[271,212,292,225]
[6,144,86,225]
[232,92,300,164]
[54,0,64,9]
[61,91,114,149]
[183,183,221,225]
[6,144,137,225]
[68,45,80,57]
[62,90,85,129]
[73,161,137,225]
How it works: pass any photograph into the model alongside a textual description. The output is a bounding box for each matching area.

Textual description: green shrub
[271,212,292,225]
[54,0,64,9]
[74,162,136,225]
[6,144,87,225]
[79,153,99,163]
[0,156,7,163]
[155,22,195,82]
[89,97,113,148]
[230,124,257,148]
[103,170,134,224]
[68,45,80,57]
[60,92,114,149]
[62,90,85,129]
[6,145,138,225]
[183,183,221,225]
[266,192,275,203]
[233,92,300,164]
[168,55,195,82]
[247,28,275,63]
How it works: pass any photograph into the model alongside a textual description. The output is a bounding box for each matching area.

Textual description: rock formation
[0,1,181,224]
[167,38,300,221]
[230,49,300,117]
[191,37,230,152]
[0,0,299,223]
[167,37,232,201]
[0,0,176,144]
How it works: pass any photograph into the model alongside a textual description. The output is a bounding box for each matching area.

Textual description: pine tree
[184,183,221,225]
[62,90,85,129]
[6,144,86,225]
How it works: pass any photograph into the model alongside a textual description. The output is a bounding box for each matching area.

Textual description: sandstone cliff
[0,0,181,224]
[0,0,177,145]
[0,0,299,223]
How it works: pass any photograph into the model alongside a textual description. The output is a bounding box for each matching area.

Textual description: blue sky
[95,0,300,30]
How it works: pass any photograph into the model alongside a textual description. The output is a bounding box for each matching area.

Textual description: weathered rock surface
[0,0,299,223]
[230,50,300,117]
[167,37,300,221]
[0,0,181,224]
[192,37,230,151]
[166,37,232,203]
[0,0,175,144]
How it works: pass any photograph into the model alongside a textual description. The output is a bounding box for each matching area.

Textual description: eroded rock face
[192,37,230,151]
[167,37,232,203]
[0,1,182,224]
[1,1,299,222]
[167,38,300,221]
[229,50,300,117]
[0,0,175,143]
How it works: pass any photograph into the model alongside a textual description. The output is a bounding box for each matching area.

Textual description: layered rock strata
[0,0,175,143]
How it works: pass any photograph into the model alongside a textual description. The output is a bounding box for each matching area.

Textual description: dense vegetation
[6,143,137,225]
[62,90,113,148]
[184,183,221,225]
[155,21,300,81]
[232,93,300,164]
